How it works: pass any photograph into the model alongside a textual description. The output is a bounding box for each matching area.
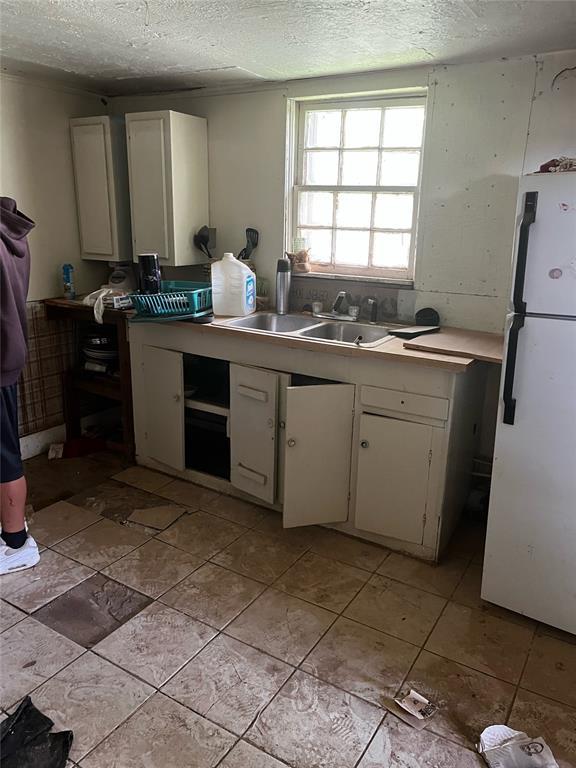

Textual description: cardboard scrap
[382,689,438,730]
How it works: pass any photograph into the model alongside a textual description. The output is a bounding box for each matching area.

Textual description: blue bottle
[62,263,76,300]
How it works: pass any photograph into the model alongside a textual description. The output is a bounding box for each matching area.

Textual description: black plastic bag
[0,696,73,768]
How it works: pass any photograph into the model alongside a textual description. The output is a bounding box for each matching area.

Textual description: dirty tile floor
[1,453,575,767]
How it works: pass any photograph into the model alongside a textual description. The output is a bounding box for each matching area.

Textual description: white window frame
[290,95,426,281]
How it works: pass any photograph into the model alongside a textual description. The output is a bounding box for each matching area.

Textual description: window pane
[343,109,381,148]
[299,191,333,227]
[373,232,411,268]
[304,150,339,184]
[336,192,372,228]
[374,193,413,229]
[298,228,332,263]
[380,151,420,186]
[334,229,370,266]
[305,110,342,148]
[383,106,425,147]
[341,150,378,185]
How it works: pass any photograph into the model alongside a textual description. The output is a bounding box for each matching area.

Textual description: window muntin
[293,98,425,278]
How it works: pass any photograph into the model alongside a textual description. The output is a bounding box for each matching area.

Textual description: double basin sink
[225,313,392,347]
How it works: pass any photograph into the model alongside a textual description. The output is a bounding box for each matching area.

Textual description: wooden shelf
[45,297,135,460]
[185,398,229,419]
[70,373,122,402]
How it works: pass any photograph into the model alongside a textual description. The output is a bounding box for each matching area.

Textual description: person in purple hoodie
[0,197,40,573]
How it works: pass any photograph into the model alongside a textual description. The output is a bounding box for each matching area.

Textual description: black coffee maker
[138,252,162,294]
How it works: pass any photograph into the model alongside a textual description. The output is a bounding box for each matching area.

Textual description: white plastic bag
[478,726,559,768]
[83,288,125,323]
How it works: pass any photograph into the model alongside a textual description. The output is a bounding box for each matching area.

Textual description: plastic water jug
[211,253,256,316]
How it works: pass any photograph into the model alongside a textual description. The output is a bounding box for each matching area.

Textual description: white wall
[111,50,576,333]
[112,88,287,294]
[523,50,576,171]
[0,74,108,300]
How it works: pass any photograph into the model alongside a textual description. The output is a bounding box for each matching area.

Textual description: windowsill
[292,272,415,289]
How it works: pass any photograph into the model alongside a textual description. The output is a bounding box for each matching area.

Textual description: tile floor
[1,454,575,767]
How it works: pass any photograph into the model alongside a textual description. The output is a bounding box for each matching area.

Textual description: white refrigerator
[482,172,576,634]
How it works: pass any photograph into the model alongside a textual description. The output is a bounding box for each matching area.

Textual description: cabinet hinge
[428,449,433,466]
[422,512,427,527]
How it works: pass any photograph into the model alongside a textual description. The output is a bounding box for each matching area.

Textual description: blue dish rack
[130,281,212,322]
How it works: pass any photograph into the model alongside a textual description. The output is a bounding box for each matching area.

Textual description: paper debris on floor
[47,443,64,460]
[127,505,183,530]
[478,725,559,768]
[383,689,438,730]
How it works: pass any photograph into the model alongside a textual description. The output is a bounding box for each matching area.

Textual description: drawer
[360,386,449,421]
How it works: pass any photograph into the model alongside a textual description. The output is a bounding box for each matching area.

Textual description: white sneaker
[0,536,40,575]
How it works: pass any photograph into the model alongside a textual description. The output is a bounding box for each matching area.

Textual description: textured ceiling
[1,0,575,94]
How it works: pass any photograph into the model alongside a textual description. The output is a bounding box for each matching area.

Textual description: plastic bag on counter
[83,288,132,323]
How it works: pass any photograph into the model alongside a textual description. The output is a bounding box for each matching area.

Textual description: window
[292,97,426,280]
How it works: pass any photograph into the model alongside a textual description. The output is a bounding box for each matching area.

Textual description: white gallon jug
[211,253,256,316]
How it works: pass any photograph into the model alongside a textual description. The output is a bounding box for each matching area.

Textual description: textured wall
[108,53,576,332]
[0,74,108,300]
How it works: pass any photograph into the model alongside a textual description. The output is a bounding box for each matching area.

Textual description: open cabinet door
[284,384,355,527]
[142,345,184,470]
[230,364,278,504]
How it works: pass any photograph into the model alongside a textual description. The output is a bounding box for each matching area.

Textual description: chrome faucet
[312,291,359,322]
[331,291,351,315]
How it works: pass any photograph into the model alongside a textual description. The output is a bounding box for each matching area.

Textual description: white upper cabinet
[70,115,131,262]
[125,110,209,266]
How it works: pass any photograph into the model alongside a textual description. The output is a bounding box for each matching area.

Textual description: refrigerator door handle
[502,315,525,425]
[513,191,538,313]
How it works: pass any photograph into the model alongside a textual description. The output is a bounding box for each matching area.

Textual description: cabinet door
[126,115,171,262]
[230,364,278,504]
[284,384,354,527]
[142,346,184,470]
[355,414,434,544]
[70,117,116,260]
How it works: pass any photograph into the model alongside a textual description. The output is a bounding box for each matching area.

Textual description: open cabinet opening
[185,408,230,479]
[182,354,231,479]
[183,354,230,407]
[290,373,340,387]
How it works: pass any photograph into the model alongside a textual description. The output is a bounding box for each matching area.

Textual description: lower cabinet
[354,413,441,544]
[141,345,185,471]
[229,363,284,504]
[229,363,355,527]
[138,347,455,551]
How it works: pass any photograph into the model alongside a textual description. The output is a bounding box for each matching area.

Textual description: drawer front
[361,386,449,421]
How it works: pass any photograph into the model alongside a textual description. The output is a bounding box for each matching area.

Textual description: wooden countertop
[160,316,502,373]
[44,297,135,323]
[403,327,503,364]
[47,299,503,373]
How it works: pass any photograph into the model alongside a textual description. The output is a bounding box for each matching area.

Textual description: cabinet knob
[360,440,369,449]
[287,438,296,448]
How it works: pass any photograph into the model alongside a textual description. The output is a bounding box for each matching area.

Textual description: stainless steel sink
[226,313,322,333]
[299,322,391,346]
